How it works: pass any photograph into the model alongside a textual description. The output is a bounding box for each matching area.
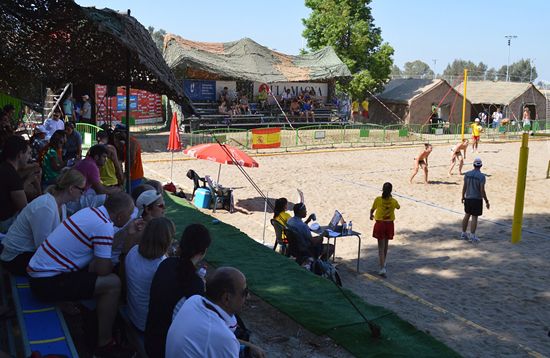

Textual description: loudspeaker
[107,85,117,97]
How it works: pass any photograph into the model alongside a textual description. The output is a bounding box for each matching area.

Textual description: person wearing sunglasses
[1,169,86,275]
[166,267,265,358]
[43,110,65,141]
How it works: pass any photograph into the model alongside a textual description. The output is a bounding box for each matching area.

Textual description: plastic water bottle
[198,266,207,281]
[348,221,353,234]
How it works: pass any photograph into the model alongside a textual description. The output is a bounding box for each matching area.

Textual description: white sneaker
[378,267,387,276]
[460,232,469,240]
[469,235,480,244]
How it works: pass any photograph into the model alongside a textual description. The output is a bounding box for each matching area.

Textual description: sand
[142,138,550,357]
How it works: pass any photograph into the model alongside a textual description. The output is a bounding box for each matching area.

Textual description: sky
[76,0,550,83]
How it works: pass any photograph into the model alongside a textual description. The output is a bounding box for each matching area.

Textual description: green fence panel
[359,128,369,137]
[398,128,408,137]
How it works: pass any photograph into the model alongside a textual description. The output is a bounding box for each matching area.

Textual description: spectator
[2,104,17,130]
[41,130,67,186]
[273,197,290,227]
[166,267,265,358]
[43,110,65,141]
[28,192,134,357]
[286,203,327,260]
[125,217,174,332]
[218,100,231,116]
[113,127,144,191]
[289,99,301,117]
[257,87,268,111]
[63,94,75,122]
[302,98,315,122]
[0,135,31,233]
[281,88,293,109]
[81,94,92,124]
[74,144,121,196]
[239,93,249,114]
[491,107,503,128]
[219,86,229,103]
[63,122,82,161]
[96,130,124,187]
[0,169,85,275]
[30,125,48,161]
[145,223,211,358]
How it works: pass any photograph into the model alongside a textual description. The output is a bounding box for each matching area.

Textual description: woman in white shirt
[125,217,175,331]
[0,169,86,275]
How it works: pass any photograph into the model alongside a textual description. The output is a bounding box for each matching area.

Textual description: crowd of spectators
[0,102,265,357]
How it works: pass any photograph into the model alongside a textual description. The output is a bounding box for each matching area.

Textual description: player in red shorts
[370,182,400,276]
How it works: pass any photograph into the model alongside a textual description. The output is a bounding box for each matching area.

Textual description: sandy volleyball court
[143,138,550,357]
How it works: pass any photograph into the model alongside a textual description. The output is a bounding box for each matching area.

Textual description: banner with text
[184,80,217,101]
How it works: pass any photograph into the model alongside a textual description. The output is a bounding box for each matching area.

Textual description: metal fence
[185,120,550,150]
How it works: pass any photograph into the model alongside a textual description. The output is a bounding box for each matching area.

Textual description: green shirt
[42,147,61,183]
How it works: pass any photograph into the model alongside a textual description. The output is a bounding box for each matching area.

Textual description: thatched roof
[454,81,541,105]
[0,0,195,114]
[163,34,351,83]
[377,79,443,104]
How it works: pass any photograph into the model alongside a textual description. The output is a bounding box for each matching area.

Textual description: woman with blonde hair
[125,217,175,332]
[1,169,86,275]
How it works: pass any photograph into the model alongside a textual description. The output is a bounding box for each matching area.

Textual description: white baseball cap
[475,118,480,122]
[473,157,483,167]
[136,190,162,216]
[82,94,90,100]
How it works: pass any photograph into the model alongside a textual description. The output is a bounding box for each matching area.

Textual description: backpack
[312,259,342,287]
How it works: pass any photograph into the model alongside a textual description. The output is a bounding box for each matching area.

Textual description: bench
[10,275,78,357]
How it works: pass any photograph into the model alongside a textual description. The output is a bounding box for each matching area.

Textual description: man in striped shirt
[28,192,134,357]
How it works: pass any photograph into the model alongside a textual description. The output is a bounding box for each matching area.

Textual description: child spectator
[125,217,174,331]
[369,182,400,276]
[40,130,67,186]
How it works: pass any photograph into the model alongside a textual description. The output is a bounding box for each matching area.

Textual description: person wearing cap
[81,94,92,124]
[63,122,82,161]
[460,157,489,243]
[96,130,124,187]
[470,118,483,153]
[43,109,65,141]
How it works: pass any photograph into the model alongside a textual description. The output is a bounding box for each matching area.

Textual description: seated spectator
[166,267,265,358]
[145,223,211,358]
[96,131,124,187]
[43,110,65,141]
[28,192,134,357]
[257,87,268,111]
[63,122,82,161]
[40,130,67,186]
[286,203,328,260]
[219,86,229,103]
[125,217,174,332]
[0,135,31,233]
[239,93,250,114]
[281,88,293,109]
[302,98,315,122]
[289,99,301,117]
[30,125,48,160]
[218,100,231,116]
[273,197,291,227]
[0,169,85,275]
[74,144,121,195]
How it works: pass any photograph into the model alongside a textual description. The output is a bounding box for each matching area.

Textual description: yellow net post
[460,69,468,140]
[511,132,530,244]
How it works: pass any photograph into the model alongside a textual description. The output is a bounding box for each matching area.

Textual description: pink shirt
[74,157,100,190]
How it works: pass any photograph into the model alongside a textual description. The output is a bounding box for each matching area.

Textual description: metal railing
[183,120,550,150]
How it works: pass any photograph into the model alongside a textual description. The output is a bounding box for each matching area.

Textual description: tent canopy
[377,79,443,104]
[0,0,194,114]
[454,81,540,105]
[164,34,352,84]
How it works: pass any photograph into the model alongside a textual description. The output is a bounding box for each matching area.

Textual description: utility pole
[529,58,535,82]
[432,59,437,79]
[505,35,518,82]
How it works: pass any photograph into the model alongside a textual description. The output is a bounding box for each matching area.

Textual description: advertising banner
[183,80,217,101]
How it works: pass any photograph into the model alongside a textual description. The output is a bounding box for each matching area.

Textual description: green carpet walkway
[165,193,459,357]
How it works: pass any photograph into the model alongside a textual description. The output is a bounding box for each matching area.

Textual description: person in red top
[114,127,144,191]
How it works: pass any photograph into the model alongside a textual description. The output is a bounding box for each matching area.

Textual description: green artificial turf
[165,193,459,357]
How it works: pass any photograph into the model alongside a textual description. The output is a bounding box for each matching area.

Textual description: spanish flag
[252,128,281,149]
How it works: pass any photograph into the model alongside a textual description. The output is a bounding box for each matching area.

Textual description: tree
[147,26,167,52]
[442,60,488,81]
[302,0,394,99]
[485,67,497,81]
[402,60,434,78]
[391,64,402,78]
[496,59,537,82]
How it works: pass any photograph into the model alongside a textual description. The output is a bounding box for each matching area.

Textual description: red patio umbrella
[184,143,259,182]
[167,112,182,183]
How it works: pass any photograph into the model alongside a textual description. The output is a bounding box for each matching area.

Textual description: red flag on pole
[167,112,182,151]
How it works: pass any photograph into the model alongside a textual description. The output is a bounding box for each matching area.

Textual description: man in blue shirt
[286,203,325,259]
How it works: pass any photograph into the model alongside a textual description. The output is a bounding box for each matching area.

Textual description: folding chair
[270,219,288,256]
[186,169,207,197]
[205,175,234,213]
[284,227,311,265]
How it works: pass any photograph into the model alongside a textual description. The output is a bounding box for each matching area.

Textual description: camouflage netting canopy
[164,34,352,83]
[0,0,194,114]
